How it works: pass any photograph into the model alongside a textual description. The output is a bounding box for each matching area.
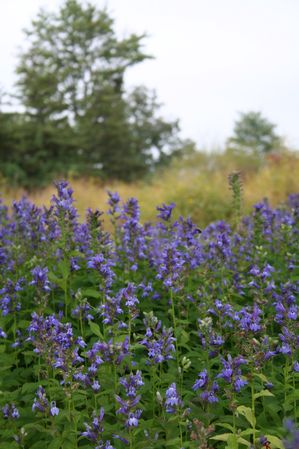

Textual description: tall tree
[13,0,182,182]
[16,0,148,121]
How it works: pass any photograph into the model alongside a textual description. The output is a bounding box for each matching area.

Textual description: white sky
[1,0,299,148]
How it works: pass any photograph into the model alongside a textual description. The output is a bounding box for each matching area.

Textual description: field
[1,150,299,228]
[0,167,298,448]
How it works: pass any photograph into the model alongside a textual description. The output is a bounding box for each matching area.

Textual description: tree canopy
[227,111,282,156]
[0,0,186,187]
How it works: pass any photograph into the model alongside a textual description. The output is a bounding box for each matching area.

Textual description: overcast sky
[1,0,299,148]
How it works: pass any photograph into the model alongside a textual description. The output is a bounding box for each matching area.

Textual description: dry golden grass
[2,151,299,228]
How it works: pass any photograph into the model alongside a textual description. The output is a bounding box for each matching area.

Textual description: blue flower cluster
[0,182,298,448]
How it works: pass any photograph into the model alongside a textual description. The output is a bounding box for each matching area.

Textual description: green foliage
[0,184,298,448]
[0,0,184,186]
[227,111,282,156]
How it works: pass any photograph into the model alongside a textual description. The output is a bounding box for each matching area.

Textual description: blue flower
[165,383,183,413]
[50,401,59,416]
[193,369,208,390]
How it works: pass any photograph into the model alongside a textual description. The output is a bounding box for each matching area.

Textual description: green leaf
[0,444,18,449]
[48,439,63,449]
[82,288,101,299]
[216,423,234,432]
[165,437,181,447]
[89,321,103,338]
[254,389,274,400]
[30,441,50,449]
[212,430,252,448]
[238,437,252,447]
[62,438,77,449]
[240,429,254,436]
[225,434,238,449]
[57,260,70,279]
[265,435,284,449]
[210,433,232,442]
[22,382,40,394]
[254,372,270,383]
[284,389,299,405]
[236,406,256,428]
[48,272,65,289]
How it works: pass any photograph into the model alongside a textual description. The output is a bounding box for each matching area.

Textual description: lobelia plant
[0,180,298,449]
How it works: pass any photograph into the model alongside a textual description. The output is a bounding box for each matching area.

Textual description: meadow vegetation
[0,2,298,448]
[1,149,299,229]
[0,173,298,449]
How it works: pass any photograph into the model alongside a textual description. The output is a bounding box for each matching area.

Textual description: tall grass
[1,149,299,227]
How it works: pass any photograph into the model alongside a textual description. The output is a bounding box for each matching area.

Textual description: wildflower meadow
[0,180,298,449]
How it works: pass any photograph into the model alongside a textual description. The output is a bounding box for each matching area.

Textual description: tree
[0,110,78,187]
[227,111,282,156]
[12,0,183,183]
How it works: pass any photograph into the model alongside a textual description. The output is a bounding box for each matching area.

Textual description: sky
[1,0,299,149]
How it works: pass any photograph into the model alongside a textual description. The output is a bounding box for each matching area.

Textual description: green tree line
[0,0,283,188]
[0,0,188,187]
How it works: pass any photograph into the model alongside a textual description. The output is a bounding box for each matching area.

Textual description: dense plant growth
[0,181,298,448]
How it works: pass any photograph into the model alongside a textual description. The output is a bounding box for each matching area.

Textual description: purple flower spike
[2,403,20,420]
[157,203,176,222]
[30,266,51,293]
[193,369,208,391]
[116,371,143,428]
[165,383,183,413]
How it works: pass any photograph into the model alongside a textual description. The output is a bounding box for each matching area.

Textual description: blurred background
[1,0,299,226]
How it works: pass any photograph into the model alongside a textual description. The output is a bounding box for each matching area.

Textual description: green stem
[151,365,156,418]
[291,356,297,422]
[72,399,78,449]
[113,363,118,412]
[178,413,183,448]
[170,287,185,446]
[52,290,55,311]
[79,310,84,338]
[13,313,18,368]
[64,277,68,319]
[129,428,133,449]
[170,289,180,373]
[68,396,71,422]
[128,315,132,371]
[251,380,256,445]
[284,358,289,408]
[37,356,41,383]
[232,392,237,438]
